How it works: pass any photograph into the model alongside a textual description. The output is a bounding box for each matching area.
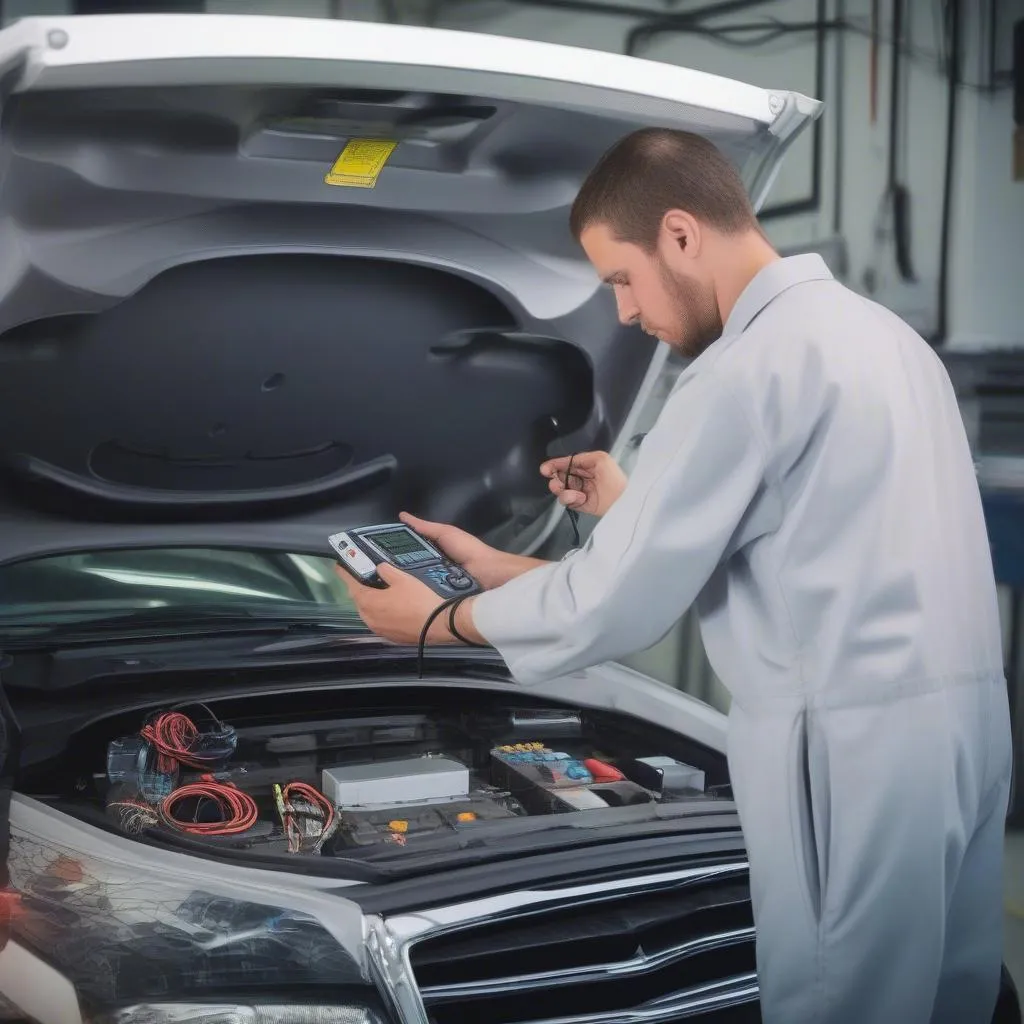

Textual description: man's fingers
[548,475,588,502]
[399,511,445,541]
[542,454,603,480]
[541,455,580,478]
[375,561,406,585]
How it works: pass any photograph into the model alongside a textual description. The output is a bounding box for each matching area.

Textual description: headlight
[5,797,374,1019]
[96,1006,383,1024]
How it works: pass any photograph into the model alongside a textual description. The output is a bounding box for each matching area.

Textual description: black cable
[565,453,582,549]
[932,0,960,346]
[417,597,461,679]
[809,0,827,224]
[627,15,1006,90]
[505,0,774,26]
[987,0,996,91]
[833,0,846,236]
[886,0,902,196]
[626,17,839,56]
[887,0,916,282]
[416,594,488,677]
[448,597,487,648]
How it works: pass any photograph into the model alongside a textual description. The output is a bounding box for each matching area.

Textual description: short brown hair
[569,127,758,250]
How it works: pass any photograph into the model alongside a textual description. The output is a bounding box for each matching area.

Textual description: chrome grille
[401,863,759,1024]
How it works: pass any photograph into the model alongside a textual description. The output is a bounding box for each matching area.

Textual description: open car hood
[0,13,820,568]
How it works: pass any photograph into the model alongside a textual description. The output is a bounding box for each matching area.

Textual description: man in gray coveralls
[343,127,1014,1024]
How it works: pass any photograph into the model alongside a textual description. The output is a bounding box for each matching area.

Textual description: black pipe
[72,0,204,10]
[886,0,902,192]
[833,0,845,235]
[887,0,916,282]
[505,0,775,25]
[627,17,839,58]
[810,0,827,221]
[988,0,998,92]
[933,0,961,346]
[625,2,791,56]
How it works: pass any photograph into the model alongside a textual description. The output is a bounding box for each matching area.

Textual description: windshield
[0,547,364,630]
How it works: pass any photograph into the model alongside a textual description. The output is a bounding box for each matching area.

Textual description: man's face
[580,223,722,359]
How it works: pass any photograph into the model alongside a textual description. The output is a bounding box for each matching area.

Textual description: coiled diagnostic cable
[417,595,487,678]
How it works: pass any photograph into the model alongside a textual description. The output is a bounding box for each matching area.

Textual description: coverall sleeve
[471,368,772,685]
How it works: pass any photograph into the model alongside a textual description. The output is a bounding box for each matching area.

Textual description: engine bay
[33,687,733,862]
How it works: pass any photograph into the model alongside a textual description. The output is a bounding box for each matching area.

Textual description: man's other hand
[541,450,627,517]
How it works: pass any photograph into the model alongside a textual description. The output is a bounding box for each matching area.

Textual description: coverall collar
[724,252,834,337]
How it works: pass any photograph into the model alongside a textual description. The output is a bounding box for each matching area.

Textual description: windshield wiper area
[0,604,368,650]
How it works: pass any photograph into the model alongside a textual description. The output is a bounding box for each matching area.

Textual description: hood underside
[0,13,820,567]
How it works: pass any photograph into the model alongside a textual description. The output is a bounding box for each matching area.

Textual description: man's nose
[615,291,639,327]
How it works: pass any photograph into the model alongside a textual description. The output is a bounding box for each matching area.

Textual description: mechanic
[340,127,1013,1024]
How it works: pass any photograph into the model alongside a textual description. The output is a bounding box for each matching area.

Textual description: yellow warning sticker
[324,139,398,188]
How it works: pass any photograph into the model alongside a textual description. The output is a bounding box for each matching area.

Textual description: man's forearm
[494,552,550,588]
[419,551,550,648]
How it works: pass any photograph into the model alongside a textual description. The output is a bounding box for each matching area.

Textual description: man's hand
[337,561,455,646]
[398,512,546,590]
[541,451,627,518]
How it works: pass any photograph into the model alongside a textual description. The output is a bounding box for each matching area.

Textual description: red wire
[282,782,335,850]
[141,712,210,770]
[141,711,231,771]
[159,781,258,836]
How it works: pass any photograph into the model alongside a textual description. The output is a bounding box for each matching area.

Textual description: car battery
[490,743,608,814]
[328,791,524,851]
[322,755,469,808]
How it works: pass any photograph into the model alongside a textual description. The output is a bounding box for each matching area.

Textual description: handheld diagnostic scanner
[329,523,481,599]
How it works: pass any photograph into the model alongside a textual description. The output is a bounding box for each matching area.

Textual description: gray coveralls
[472,254,1013,1024]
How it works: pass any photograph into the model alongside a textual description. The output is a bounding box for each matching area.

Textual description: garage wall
[429,0,1023,350]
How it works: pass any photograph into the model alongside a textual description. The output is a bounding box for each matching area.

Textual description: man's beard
[657,259,723,360]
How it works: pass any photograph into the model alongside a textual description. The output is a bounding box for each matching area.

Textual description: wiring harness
[274,781,337,853]
[107,706,344,851]
[140,704,237,772]
[158,780,259,837]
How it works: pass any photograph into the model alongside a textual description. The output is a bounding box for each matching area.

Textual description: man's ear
[661,209,702,262]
